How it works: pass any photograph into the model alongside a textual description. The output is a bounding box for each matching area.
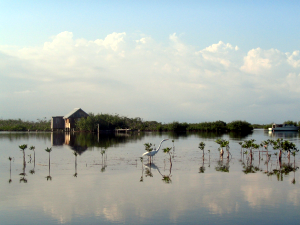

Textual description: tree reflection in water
[100,147,107,172]
[73,151,78,177]
[45,147,52,181]
[5,131,300,187]
[19,156,27,183]
[143,162,172,184]
[8,157,12,183]
[215,159,230,173]
[199,151,205,173]
[140,157,144,182]
[29,146,36,174]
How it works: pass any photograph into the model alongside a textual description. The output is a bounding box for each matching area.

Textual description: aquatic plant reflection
[100,147,107,172]
[215,159,230,173]
[143,162,172,183]
[45,147,52,181]
[8,157,12,183]
[73,151,78,177]
[140,157,144,182]
[29,146,36,167]
[19,155,27,183]
[19,144,27,168]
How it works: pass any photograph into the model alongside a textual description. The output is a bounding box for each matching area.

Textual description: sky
[1,0,300,124]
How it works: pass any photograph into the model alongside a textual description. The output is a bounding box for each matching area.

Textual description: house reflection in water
[51,132,88,155]
[267,131,299,139]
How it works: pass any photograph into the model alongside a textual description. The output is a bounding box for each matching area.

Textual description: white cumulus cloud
[0,31,300,123]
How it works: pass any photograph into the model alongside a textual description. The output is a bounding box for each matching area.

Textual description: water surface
[1,130,300,224]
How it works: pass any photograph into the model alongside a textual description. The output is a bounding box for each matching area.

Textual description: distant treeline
[0,118,51,131]
[252,120,300,129]
[1,114,298,132]
[75,113,254,132]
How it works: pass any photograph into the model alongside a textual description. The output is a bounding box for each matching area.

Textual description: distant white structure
[268,123,299,132]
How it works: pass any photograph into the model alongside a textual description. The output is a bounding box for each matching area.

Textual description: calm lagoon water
[1,130,300,224]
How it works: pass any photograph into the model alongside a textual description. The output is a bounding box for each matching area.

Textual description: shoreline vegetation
[0,114,298,132]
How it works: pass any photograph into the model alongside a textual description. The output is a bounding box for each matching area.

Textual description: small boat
[268,123,299,132]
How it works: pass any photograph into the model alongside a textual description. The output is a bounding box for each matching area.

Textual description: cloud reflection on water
[1,130,300,224]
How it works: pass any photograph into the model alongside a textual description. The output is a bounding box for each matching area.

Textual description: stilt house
[51,108,89,131]
[63,108,89,132]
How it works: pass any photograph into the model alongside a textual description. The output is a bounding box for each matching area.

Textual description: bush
[226,120,253,132]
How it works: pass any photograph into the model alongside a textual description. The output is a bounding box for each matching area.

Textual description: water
[0,130,300,224]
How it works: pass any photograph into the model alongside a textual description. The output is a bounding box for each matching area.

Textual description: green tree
[19,144,27,166]
[272,138,299,162]
[242,139,259,162]
[163,147,173,164]
[284,120,297,126]
[215,139,229,158]
[198,142,205,158]
[226,120,253,132]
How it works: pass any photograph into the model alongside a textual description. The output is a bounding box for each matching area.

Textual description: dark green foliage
[162,176,172,183]
[187,120,226,132]
[272,138,299,153]
[242,165,260,174]
[263,124,273,129]
[45,147,52,153]
[144,143,154,152]
[226,120,253,132]
[267,164,299,181]
[284,120,297,126]
[166,121,188,132]
[0,114,255,133]
[199,166,205,173]
[0,118,50,131]
[215,160,229,172]
[241,139,259,150]
[198,142,205,151]
[252,124,272,129]
[163,147,172,154]
[215,139,229,148]
[19,144,28,151]
[76,113,162,132]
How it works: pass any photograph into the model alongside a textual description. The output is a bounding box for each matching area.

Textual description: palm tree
[163,147,173,165]
[45,147,52,181]
[261,139,271,159]
[241,139,259,163]
[19,144,27,166]
[215,139,229,159]
[198,142,205,159]
[272,138,298,163]
[143,143,153,162]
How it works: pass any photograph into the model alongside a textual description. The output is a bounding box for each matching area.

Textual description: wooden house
[51,116,65,131]
[63,108,89,132]
[51,108,89,132]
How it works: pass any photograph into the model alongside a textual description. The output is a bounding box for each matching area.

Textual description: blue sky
[1,1,300,123]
